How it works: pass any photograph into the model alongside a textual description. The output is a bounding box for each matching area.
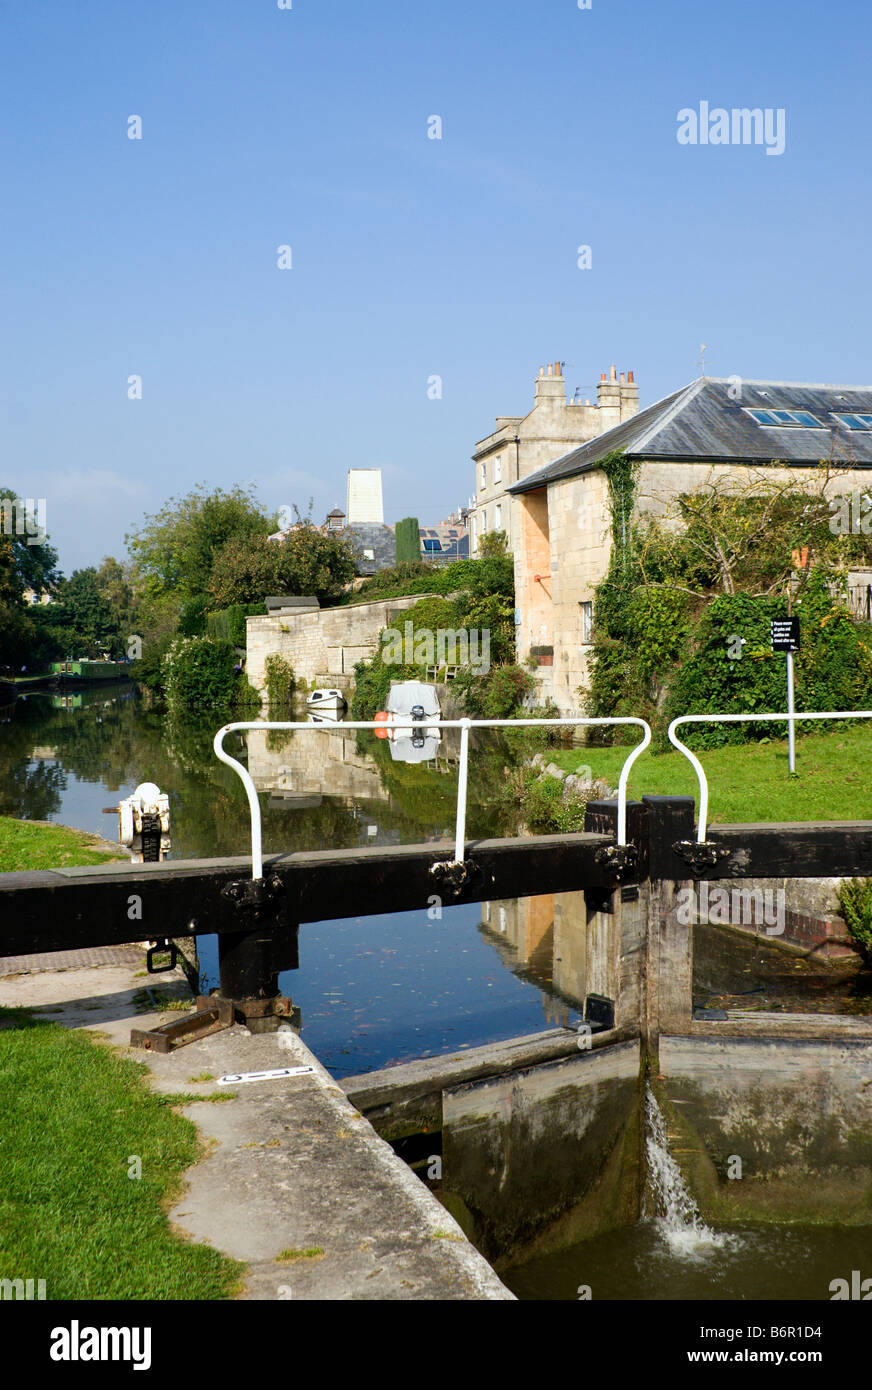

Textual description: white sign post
[770,617,800,774]
[785,650,796,774]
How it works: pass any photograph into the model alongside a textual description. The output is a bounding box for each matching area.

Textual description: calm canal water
[0,683,581,1075]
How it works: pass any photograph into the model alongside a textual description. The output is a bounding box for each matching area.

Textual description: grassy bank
[0,1006,243,1299]
[0,817,127,872]
[554,724,872,824]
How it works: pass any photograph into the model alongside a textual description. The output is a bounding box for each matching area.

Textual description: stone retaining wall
[246,593,440,693]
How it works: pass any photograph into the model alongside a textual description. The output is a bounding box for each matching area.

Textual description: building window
[480,462,486,490]
[580,601,593,644]
[494,502,502,529]
[480,509,486,533]
[494,455,502,484]
[363,548,374,560]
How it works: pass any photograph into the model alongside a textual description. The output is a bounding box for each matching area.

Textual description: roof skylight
[833,412,872,431]
[746,408,823,428]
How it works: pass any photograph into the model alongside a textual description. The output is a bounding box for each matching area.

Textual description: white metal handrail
[214,715,652,880]
[667,710,872,844]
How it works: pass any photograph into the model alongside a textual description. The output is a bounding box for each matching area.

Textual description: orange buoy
[374,710,390,739]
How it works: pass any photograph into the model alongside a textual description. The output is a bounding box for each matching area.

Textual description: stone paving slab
[0,944,146,974]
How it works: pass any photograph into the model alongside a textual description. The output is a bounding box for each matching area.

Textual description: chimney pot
[610,364,617,382]
[554,361,561,377]
[538,366,544,377]
[619,372,625,385]
[547,364,553,376]
[628,370,635,383]
[600,372,607,382]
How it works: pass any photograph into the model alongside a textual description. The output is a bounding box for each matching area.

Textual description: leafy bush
[477,530,509,558]
[206,603,263,648]
[521,771,589,833]
[161,636,259,715]
[130,632,175,695]
[344,555,515,606]
[838,879,872,962]
[264,655,296,708]
[662,576,872,748]
[454,663,536,718]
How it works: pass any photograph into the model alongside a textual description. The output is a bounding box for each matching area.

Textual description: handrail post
[454,719,471,864]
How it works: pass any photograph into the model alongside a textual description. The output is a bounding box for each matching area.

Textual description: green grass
[0,817,127,872]
[0,1007,244,1299]
[555,725,872,824]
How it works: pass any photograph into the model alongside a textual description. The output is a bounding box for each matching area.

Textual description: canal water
[4,683,871,1302]
[0,684,582,1076]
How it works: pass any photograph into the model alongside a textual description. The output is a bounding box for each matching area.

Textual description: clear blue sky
[2,0,869,572]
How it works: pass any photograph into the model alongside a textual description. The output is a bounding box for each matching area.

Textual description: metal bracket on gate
[673,840,731,877]
[146,939,178,974]
[429,858,484,897]
[221,874,285,920]
[595,843,638,881]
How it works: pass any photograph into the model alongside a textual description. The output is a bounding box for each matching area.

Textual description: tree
[0,486,61,670]
[51,569,119,656]
[637,464,868,600]
[0,485,61,601]
[209,524,356,608]
[126,484,276,604]
[93,556,135,634]
[478,529,509,558]
[395,517,421,565]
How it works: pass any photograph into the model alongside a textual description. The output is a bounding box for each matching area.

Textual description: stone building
[470,361,639,554]
[508,376,872,712]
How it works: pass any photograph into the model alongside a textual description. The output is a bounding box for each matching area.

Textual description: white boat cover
[385,681,441,717]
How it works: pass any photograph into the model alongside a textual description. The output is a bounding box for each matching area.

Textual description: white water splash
[644,1085,725,1256]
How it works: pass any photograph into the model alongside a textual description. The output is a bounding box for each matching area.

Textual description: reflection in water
[0,690,524,852]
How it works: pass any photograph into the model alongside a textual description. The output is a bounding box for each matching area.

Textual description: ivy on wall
[583,454,872,745]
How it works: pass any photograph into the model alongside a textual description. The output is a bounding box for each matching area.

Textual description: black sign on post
[771,617,800,652]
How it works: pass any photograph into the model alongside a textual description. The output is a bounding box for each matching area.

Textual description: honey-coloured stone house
[507,376,872,713]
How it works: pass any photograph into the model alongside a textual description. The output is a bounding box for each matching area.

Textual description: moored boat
[306,688,347,714]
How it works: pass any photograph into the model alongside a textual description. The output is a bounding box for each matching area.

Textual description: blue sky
[1,0,869,572]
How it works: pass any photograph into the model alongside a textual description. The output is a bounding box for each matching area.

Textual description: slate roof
[341,522,396,576]
[509,377,872,494]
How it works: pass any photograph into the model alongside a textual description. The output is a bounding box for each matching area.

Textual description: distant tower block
[346,468,384,524]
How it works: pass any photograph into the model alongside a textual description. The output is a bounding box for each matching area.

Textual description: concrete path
[0,951,513,1301]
